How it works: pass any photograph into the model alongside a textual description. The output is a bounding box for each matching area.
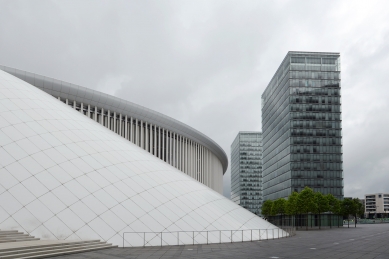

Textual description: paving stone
[45,224,389,258]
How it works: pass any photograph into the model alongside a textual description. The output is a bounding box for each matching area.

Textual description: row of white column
[59,98,223,193]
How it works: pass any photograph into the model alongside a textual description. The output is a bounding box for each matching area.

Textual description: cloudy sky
[1,0,388,199]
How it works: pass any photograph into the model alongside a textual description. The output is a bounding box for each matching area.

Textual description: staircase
[0,230,117,259]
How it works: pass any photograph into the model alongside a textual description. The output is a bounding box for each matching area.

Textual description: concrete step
[0,230,116,258]
[0,234,30,238]
[0,241,100,254]
[0,237,34,241]
[0,238,40,244]
[0,234,19,236]
[1,243,116,259]
[0,236,35,240]
[0,240,100,252]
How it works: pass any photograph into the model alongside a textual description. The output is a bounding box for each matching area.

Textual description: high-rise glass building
[231,132,263,215]
[261,51,343,201]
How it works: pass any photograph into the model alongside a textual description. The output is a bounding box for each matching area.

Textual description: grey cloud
[1,0,389,199]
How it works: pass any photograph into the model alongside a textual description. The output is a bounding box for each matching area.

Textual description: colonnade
[58,97,223,193]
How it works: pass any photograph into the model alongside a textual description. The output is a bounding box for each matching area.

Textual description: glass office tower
[231,132,263,215]
[261,51,343,201]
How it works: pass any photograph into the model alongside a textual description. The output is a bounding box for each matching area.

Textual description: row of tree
[261,186,364,228]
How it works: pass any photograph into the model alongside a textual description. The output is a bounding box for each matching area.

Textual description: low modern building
[365,193,389,218]
[231,132,263,215]
[0,68,283,247]
[261,51,343,201]
[0,65,226,193]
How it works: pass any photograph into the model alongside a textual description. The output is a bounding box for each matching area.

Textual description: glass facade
[261,51,343,201]
[231,132,263,215]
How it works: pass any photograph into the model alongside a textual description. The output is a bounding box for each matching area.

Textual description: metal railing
[122,227,296,247]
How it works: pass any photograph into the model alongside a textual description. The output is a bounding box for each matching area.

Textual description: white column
[201,146,204,183]
[183,138,186,173]
[107,110,111,130]
[180,136,183,170]
[119,114,122,136]
[200,145,202,182]
[162,129,165,161]
[202,146,204,184]
[135,119,138,146]
[140,120,143,149]
[145,122,148,152]
[100,108,104,125]
[129,117,134,143]
[189,140,192,177]
[185,139,188,174]
[205,149,208,186]
[177,135,180,169]
[80,102,83,114]
[94,107,97,121]
[169,131,172,165]
[150,124,153,153]
[87,105,91,118]
[172,133,176,167]
[179,136,182,171]
[113,112,116,133]
[199,145,202,182]
[195,143,199,180]
[153,125,155,154]
[193,143,196,179]
[73,100,76,109]
[177,135,179,170]
[155,126,161,158]
[125,116,128,140]
[65,99,68,105]
[182,138,184,173]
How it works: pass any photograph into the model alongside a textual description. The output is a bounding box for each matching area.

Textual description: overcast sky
[1,0,389,199]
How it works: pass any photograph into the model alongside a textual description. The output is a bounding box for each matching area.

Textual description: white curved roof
[0,65,228,173]
[0,70,278,246]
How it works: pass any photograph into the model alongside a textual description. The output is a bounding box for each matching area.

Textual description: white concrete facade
[365,193,389,216]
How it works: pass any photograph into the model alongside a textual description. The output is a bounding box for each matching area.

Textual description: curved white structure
[0,70,282,247]
[0,65,227,193]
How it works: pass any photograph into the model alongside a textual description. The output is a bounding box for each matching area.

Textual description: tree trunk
[330,214,332,228]
[306,214,308,230]
[347,217,349,228]
[337,215,339,228]
[319,213,321,230]
[355,214,357,228]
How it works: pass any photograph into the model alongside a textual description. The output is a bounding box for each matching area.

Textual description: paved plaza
[51,224,389,259]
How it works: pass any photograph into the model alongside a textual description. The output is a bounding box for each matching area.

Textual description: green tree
[261,200,274,218]
[285,192,299,215]
[342,198,355,228]
[313,192,329,229]
[326,194,340,228]
[285,192,299,228]
[297,187,316,229]
[352,198,364,228]
[272,198,287,226]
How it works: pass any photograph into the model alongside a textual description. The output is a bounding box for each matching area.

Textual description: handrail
[122,227,296,247]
